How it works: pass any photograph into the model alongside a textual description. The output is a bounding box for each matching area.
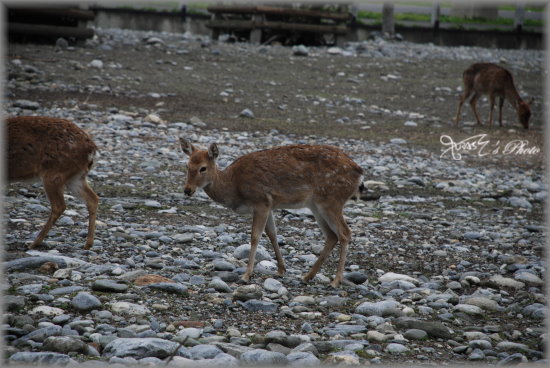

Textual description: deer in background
[180,139,364,287]
[455,62,533,129]
[7,116,99,249]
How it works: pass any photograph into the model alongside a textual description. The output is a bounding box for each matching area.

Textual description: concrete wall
[94,11,185,33]
[92,9,542,50]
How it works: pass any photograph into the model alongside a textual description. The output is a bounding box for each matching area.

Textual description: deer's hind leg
[487,93,497,126]
[469,92,483,125]
[68,173,99,249]
[455,89,472,126]
[31,175,66,249]
[303,204,342,286]
[455,76,474,126]
[498,96,505,127]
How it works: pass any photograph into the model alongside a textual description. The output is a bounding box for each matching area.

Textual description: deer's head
[518,98,533,129]
[180,138,219,196]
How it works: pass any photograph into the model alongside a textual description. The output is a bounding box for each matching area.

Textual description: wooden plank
[7,7,95,21]
[8,22,95,39]
[207,5,351,22]
[206,19,348,34]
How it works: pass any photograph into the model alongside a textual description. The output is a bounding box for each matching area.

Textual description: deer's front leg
[242,205,270,282]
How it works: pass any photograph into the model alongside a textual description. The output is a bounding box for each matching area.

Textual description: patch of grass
[356,349,377,359]
[356,11,544,28]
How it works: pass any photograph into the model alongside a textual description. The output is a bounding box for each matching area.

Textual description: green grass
[356,10,544,27]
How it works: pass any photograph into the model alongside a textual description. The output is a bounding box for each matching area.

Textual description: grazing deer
[455,62,533,129]
[7,116,99,249]
[180,139,364,287]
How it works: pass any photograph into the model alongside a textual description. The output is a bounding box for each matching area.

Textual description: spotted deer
[7,116,99,249]
[179,139,364,287]
[455,62,533,129]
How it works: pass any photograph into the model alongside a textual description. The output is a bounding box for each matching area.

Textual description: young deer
[7,116,99,249]
[180,139,364,287]
[455,62,532,129]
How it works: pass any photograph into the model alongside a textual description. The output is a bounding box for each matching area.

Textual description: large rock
[188,344,224,360]
[240,349,289,366]
[9,352,75,366]
[378,272,419,284]
[287,352,320,366]
[394,318,452,339]
[239,300,278,313]
[233,244,272,262]
[110,302,151,316]
[30,306,65,317]
[92,279,129,292]
[486,275,525,289]
[43,336,93,355]
[102,338,180,359]
[215,342,257,358]
[72,292,101,311]
[463,296,500,311]
[17,325,62,343]
[355,299,400,316]
[233,284,263,301]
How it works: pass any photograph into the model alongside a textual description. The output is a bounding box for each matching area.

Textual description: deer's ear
[208,143,219,160]
[180,138,196,156]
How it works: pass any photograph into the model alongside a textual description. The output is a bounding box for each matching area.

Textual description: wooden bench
[7,6,95,44]
[206,4,352,45]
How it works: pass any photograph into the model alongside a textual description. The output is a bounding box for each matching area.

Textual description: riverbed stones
[3,26,544,367]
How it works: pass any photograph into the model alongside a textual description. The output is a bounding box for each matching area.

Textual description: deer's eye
[199,167,207,173]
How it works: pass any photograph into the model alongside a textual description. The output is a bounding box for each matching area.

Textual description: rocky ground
[3,28,547,366]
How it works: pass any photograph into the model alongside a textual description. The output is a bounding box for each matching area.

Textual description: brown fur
[455,62,532,129]
[7,116,99,249]
[180,140,363,287]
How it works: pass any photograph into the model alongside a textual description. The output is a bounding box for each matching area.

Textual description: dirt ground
[7,38,545,171]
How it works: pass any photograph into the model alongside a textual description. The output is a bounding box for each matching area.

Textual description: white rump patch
[67,173,86,198]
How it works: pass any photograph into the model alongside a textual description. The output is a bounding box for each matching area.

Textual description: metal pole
[514,4,525,32]
[431,3,440,30]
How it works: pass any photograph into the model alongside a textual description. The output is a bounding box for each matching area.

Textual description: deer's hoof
[239,274,251,284]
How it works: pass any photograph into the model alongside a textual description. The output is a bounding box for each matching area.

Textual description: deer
[7,116,99,250]
[455,62,533,129]
[179,139,364,287]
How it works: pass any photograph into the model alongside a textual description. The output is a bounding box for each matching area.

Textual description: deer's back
[464,63,514,95]
[7,116,97,181]
[226,144,363,205]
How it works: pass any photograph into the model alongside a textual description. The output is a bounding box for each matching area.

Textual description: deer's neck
[506,85,523,110]
[203,166,234,207]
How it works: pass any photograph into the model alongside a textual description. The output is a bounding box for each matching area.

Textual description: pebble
[92,280,129,293]
[71,292,101,311]
[292,45,309,56]
[385,343,409,354]
[239,108,255,118]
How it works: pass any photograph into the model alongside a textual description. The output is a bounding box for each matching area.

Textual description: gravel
[4,27,545,366]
